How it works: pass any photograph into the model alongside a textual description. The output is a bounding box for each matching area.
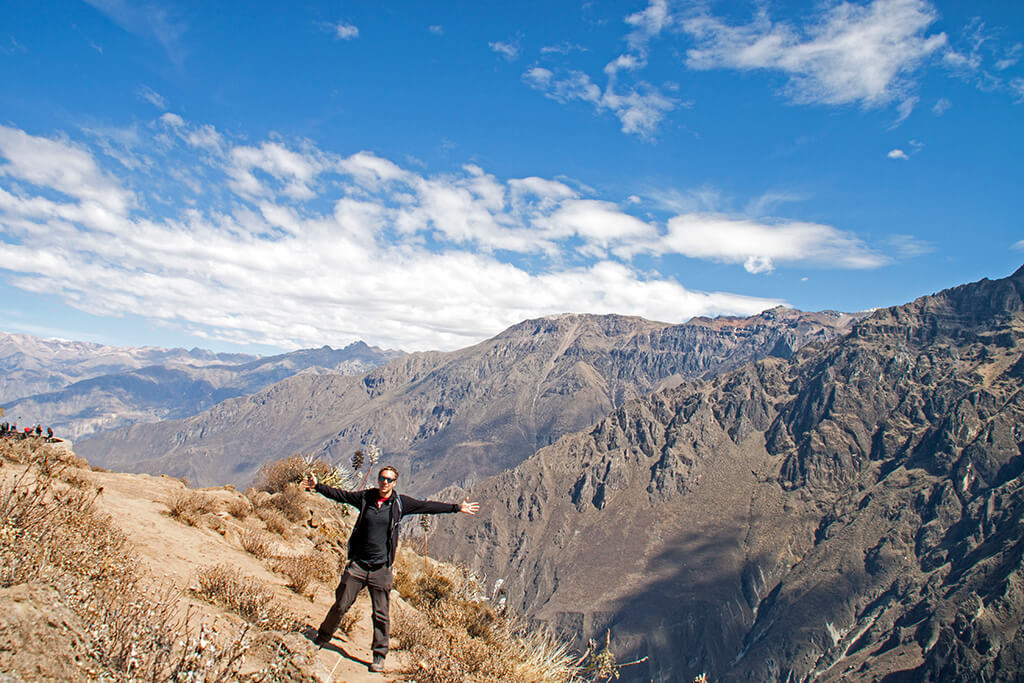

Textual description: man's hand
[302,472,317,492]
[459,499,480,515]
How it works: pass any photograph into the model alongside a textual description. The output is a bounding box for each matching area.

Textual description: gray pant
[317,561,393,658]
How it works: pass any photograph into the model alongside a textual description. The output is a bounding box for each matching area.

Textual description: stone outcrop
[430,266,1024,682]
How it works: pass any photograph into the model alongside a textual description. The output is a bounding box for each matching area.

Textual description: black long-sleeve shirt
[314,484,459,567]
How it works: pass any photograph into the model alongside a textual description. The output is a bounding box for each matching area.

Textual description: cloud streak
[682,0,947,108]
[0,121,891,351]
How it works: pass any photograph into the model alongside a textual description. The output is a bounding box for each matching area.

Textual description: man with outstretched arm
[302,465,479,673]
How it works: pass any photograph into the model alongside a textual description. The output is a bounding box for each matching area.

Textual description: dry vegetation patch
[0,439,283,681]
[391,554,581,683]
[240,527,277,559]
[168,490,219,526]
[192,564,297,631]
[273,551,339,597]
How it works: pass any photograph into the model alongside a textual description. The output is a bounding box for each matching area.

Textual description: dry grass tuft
[226,495,252,519]
[273,551,339,596]
[239,527,277,559]
[255,505,292,537]
[255,453,310,494]
[192,564,296,631]
[269,483,307,522]
[405,573,455,610]
[167,490,218,526]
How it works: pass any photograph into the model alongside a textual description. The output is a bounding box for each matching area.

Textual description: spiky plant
[320,463,357,489]
[299,454,357,490]
[356,444,381,489]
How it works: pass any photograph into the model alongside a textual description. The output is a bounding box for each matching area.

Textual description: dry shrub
[270,483,307,522]
[167,491,218,526]
[272,556,314,595]
[273,551,338,595]
[193,564,296,631]
[240,527,276,559]
[406,573,455,610]
[256,453,312,494]
[256,505,292,537]
[0,439,259,680]
[245,487,271,509]
[226,496,252,519]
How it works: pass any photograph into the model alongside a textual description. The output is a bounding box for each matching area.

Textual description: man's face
[378,470,397,495]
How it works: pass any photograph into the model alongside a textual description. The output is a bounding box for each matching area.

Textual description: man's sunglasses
[379,475,397,483]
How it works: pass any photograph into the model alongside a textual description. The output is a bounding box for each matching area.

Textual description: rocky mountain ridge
[76,307,863,492]
[430,266,1024,682]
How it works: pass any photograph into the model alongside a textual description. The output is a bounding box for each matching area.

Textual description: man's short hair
[378,465,399,480]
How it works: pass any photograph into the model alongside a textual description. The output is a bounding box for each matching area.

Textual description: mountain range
[10,266,1024,681]
[1,335,402,440]
[429,266,1024,681]
[75,307,862,492]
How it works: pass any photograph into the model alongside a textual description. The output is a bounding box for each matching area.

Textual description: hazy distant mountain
[0,332,254,403]
[5,340,404,440]
[76,307,863,491]
[431,267,1024,682]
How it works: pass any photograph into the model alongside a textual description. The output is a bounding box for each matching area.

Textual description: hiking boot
[368,654,385,673]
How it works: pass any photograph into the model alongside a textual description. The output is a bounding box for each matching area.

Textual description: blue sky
[0,0,1021,354]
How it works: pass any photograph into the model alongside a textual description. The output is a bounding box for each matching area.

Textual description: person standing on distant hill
[302,465,479,673]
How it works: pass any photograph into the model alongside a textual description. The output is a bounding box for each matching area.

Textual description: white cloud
[0,125,134,214]
[429,25,444,36]
[335,22,359,40]
[540,42,587,56]
[542,199,659,255]
[0,121,890,351]
[995,43,1022,70]
[520,1,683,137]
[659,213,890,274]
[885,234,933,257]
[159,112,185,128]
[888,148,909,159]
[624,0,672,51]
[892,95,918,125]
[682,0,947,108]
[136,85,167,110]
[932,97,951,114]
[228,141,324,199]
[84,0,188,67]
[1013,240,1024,251]
[490,37,522,61]
[523,67,678,137]
[1012,78,1024,103]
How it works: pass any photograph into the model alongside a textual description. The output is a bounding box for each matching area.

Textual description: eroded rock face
[431,267,1024,682]
[76,309,859,492]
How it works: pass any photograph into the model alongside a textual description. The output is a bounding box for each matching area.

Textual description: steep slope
[76,308,860,492]
[7,342,403,440]
[430,266,1024,682]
